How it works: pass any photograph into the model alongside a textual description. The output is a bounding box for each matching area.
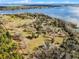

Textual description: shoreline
[0,6,51,10]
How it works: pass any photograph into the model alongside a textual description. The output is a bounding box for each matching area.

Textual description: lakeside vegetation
[0,13,79,59]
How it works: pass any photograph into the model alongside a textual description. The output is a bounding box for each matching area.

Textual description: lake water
[0,6,79,26]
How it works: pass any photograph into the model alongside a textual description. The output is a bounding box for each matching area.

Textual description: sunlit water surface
[0,6,79,26]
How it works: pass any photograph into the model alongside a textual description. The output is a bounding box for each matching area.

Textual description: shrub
[0,30,24,59]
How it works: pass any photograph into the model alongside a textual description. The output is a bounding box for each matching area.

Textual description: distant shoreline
[0,4,79,10]
[0,6,52,10]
